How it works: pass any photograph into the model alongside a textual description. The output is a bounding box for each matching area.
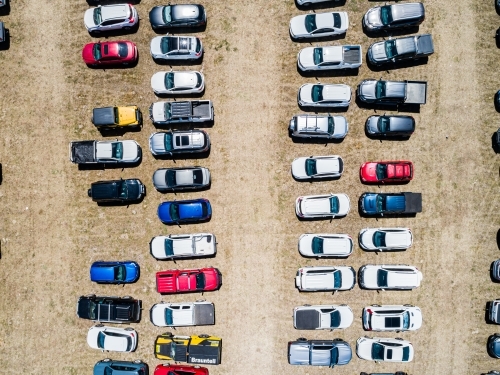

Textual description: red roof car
[82,41,138,67]
[360,161,413,183]
[156,267,222,294]
[154,364,209,375]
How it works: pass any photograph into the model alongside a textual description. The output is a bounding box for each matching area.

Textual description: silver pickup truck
[149,100,214,126]
[367,34,434,66]
[357,80,427,105]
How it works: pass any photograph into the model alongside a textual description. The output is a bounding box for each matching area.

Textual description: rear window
[330,310,341,328]
[312,237,324,255]
[332,13,341,28]
[329,196,339,214]
[196,273,206,289]
[165,239,174,256]
[402,346,410,361]
[377,269,388,287]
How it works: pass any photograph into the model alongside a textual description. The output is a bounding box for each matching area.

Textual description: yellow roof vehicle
[155,332,222,365]
[92,106,142,129]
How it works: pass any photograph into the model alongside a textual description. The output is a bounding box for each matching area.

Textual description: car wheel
[125,327,134,331]
[103,358,111,362]
[199,334,210,338]
[85,294,96,298]
[302,2,311,5]
[93,30,101,35]
[403,304,414,307]
[303,304,311,307]
[162,332,173,337]
[333,338,343,341]
[395,337,403,340]
[133,359,142,364]
[196,299,206,302]
[297,337,307,342]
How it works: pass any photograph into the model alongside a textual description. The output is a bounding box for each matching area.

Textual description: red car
[360,161,413,183]
[156,267,222,294]
[154,364,209,375]
[82,41,138,67]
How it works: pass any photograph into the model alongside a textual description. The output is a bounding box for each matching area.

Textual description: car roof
[100,4,130,21]
[391,2,424,21]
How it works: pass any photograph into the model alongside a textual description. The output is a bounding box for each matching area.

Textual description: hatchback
[90,261,140,284]
[150,35,203,61]
[149,4,206,29]
[157,199,212,224]
[84,4,138,34]
[365,115,415,137]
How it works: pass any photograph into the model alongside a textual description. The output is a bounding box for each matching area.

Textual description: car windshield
[329,196,339,214]
[304,14,317,33]
[311,237,324,254]
[117,42,128,58]
[327,116,335,134]
[385,40,397,59]
[402,346,410,361]
[119,180,128,199]
[162,5,172,23]
[376,194,386,212]
[311,85,323,102]
[93,43,102,60]
[305,159,317,176]
[402,311,410,329]
[195,273,206,289]
[166,170,176,187]
[114,265,126,281]
[161,37,175,54]
[165,72,175,90]
[164,102,172,120]
[332,13,341,28]
[196,39,202,53]
[376,164,387,180]
[196,73,203,87]
[113,107,119,124]
[169,203,180,221]
[333,270,341,288]
[111,142,123,159]
[373,231,386,247]
[372,342,385,360]
[93,7,102,25]
[164,132,174,151]
[377,269,389,287]
[97,332,106,349]
[380,5,393,26]
[377,116,390,133]
[313,48,323,65]
[375,81,386,99]
[88,301,96,320]
[330,310,341,328]
[164,239,174,256]
[330,347,339,365]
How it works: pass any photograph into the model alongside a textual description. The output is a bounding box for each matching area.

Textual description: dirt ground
[0,0,499,373]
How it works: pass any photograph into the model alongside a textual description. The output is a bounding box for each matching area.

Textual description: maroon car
[156,267,222,294]
[82,41,138,67]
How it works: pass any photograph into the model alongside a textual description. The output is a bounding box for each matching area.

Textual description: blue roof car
[90,261,140,284]
[94,359,148,375]
[157,198,212,224]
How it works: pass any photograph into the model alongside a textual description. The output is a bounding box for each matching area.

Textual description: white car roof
[315,12,335,29]
[100,4,130,21]
[302,195,331,215]
[173,71,198,88]
[322,46,343,63]
[322,84,351,101]
[296,114,329,131]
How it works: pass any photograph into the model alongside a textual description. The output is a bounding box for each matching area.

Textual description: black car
[365,115,415,137]
[149,4,206,29]
[76,295,142,323]
[361,373,408,375]
[488,334,500,358]
[363,3,425,32]
[88,179,145,203]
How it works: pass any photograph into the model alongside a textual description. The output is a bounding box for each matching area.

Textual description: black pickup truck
[76,295,142,323]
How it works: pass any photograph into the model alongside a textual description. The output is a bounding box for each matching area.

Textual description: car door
[101,18,124,31]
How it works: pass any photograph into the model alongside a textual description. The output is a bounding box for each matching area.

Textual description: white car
[84,4,139,34]
[359,228,413,251]
[298,234,353,257]
[291,155,343,180]
[150,35,203,61]
[297,45,362,71]
[362,305,422,331]
[87,325,137,352]
[289,12,349,39]
[295,266,356,291]
[149,233,216,260]
[150,301,215,327]
[358,264,422,290]
[298,84,351,108]
[293,305,353,330]
[295,193,350,219]
[295,0,338,7]
[151,71,205,95]
[356,337,414,362]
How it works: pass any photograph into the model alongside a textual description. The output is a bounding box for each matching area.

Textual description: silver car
[363,3,425,32]
[84,4,139,34]
[152,167,210,191]
[150,35,203,61]
[289,114,348,139]
[298,84,351,108]
[288,338,352,367]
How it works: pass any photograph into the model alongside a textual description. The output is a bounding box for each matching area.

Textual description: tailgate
[188,339,222,365]
[405,82,427,104]
[416,34,434,55]
[404,193,422,213]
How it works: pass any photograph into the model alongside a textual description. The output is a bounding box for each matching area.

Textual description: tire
[196,299,206,302]
[303,304,311,307]
[403,304,413,307]
[396,337,403,340]
[371,304,381,307]
[93,30,101,35]
[333,338,343,342]
[199,334,210,338]
[163,332,173,337]
[133,359,142,364]
[85,294,96,298]
[125,327,134,331]
[297,337,307,342]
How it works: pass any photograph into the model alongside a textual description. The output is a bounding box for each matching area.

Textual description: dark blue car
[90,261,140,284]
[94,359,148,375]
[157,198,212,224]
[359,192,422,216]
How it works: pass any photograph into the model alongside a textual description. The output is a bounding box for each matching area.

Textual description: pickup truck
[297,45,362,71]
[156,267,222,294]
[155,333,222,365]
[150,301,215,327]
[359,192,422,216]
[367,34,434,66]
[149,100,214,126]
[293,305,353,330]
[92,106,142,129]
[357,80,427,105]
[69,140,141,164]
[288,338,352,367]
[150,233,216,260]
[76,295,142,323]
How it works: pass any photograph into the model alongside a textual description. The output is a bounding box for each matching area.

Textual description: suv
[358,264,422,290]
[76,295,142,323]
[295,266,356,291]
[84,4,139,34]
[150,35,203,61]
[289,114,348,139]
[293,305,353,330]
[363,3,425,32]
[365,115,415,137]
[288,338,352,367]
[92,106,142,129]
[362,305,422,331]
[298,84,351,108]
[149,130,210,156]
[488,300,500,323]
[88,179,145,203]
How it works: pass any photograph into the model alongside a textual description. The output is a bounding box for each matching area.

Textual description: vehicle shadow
[366,57,429,72]
[297,66,359,78]
[360,179,411,186]
[153,56,204,67]
[491,132,500,154]
[98,126,143,137]
[152,24,207,35]
[295,0,346,11]
[293,175,342,183]
[363,26,420,39]
[87,0,141,4]
[96,194,145,207]
[87,58,139,70]
[355,97,421,114]
[290,135,345,145]
[77,160,142,170]
[298,104,349,113]
[496,229,500,250]
[152,149,211,161]
[296,215,347,222]
[154,90,206,99]
[159,217,212,226]
[291,32,346,44]
[0,2,10,16]
[0,163,2,185]
[0,29,10,51]
[153,120,214,130]
[155,183,212,195]
[364,128,412,142]
[89,23,140,38]
[356,203,417,219]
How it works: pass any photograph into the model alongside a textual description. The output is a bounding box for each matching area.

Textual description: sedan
[298,233,353,257]
[358,228,413,251]
[150,35,203,61]
[151,71,205,95]
[358,264,422,290]
[84,4,139,34]
[365,115,415,137]
[294,305,354,330]
[153,167,211,192]
[289,12,348,39]
[82,41,138,67]
[356,337,414,362]
[298,84,351,108]
[360,161,413,183]
[154,364,209,375]
[90,261,140,284]
[292,155,343,180]
[157,198,211,224]
[94,359,147,375]
[87,325,137,352]
[362,305,422,332]
[149,4,206,29]
[295,193,350,218]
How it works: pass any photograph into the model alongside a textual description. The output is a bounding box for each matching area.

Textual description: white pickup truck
[293,305,354,330]
[69,140,141,164]
[150,301,215,327]
[150,233,216,260]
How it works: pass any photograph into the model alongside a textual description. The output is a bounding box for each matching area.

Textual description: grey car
[93,359,148,375]
[365,115,415,137]
[488,300,500,324]
[150,35,203,61]
[288,338,352,367]
[367,34,434,66]
[492,260,500,281]
[149,4,206,29]
[149,130,210,156]
[289,114,348,139]
[152,167,210,192]
[363,3,425,32]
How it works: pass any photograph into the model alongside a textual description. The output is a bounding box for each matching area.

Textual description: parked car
[70,140,142,165]
[488,334,500,358]
[149,100,213,126]
[293,305,353,330]
[362,3,425,32]
[362,305,422,331]
[365,115,415,137]
[297,45,362,71]
[87,325,137,352]
[298,84,351,108]
[295,266,356,291]
[84,4,139,34]
[292,156,343,180]
[356,337,414,362]
[358,264,422,290]
[92,106,142,129]
[154,333,222,364]
[90,261,140,284]
[289,12,349,39]
[76,295,142,323]
[150,301,215,327]
[298,234,353,257]
[157,198,212,224]
[358,228,413,251]
[288,338,352,367]
[289,114,349,139]
[156,268,221,294]
[152,167,210,192]
[491,259,500,281]
[295,193,350,218]
[367,34,434,66]
[151,71,205,95]
[359,192,422,216]
[149,130,210,156]
[88,179,145,204]
[149,4,206,29]
[0,22,5,45]
[488,300,500,323]
[150,35,203,61]
[150,233,216,260]
[360,161,413,183]
[295,0,339,6]
[154,364,209,375]
[93,359,148,375]
[357,79,427,105]
[82,41,138,67]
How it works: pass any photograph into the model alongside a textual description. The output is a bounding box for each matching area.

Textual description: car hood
[151,102,167,122]
[410,308,423,330]
[361,194,377,213]
[360,162,378,181]
[332,116,348,137]
[151,304,168,325]
[82,43,95,62]
[298,84,313,103]
[360,229,375,248]
[289,343,309,365]
[149,6,166,26]
[298,47,315,68]
[150,236,168,258]
[358,80,377,100]
[87,327,101,349]
[203,269,220,290]
[150,36,164,56]
[336,342,352,365]
[298,234,314,254]
[366,116,380,133]
[339,267,355,289]
[365,7,382,27]
[124,262,139,282]
[152,169,168,189]
[289,15,307,37]
[84,8,97,28]
[361,266,378,287]
[116,106,137,125]
[158,202,173,222]
[121,140,140,161]
[77,298,91,319]
[356,338,373,360]
[151,72,167,92]
[291,158,308,178]
[150,132,167,154]
[369,41,388,61]
[336,194,350,216]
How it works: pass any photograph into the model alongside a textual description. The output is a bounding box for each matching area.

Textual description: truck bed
[416,34,434,56]
[405,81,427,104]
[192,101,212,119]
[343,46,362,65]
[193,303,215,325]
[70,141,95,163]
[403,192,422,213]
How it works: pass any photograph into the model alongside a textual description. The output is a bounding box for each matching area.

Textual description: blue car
[157,198,212,224]
[94,359,148,375]
[90,261,140,284]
